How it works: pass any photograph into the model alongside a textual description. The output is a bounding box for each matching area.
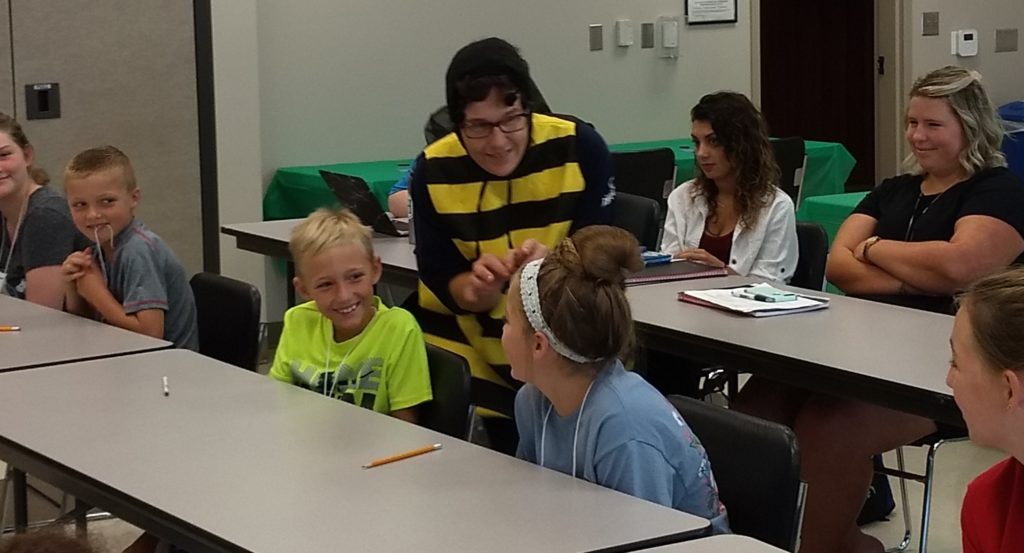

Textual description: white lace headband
[519,258,600,364]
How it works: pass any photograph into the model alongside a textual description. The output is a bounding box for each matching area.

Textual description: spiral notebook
[678,284,830,317]
[624,260,729,286]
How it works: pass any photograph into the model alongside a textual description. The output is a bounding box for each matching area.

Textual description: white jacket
[661,179,799,282]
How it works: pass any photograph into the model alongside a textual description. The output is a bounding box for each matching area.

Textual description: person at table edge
[407,37,613,440]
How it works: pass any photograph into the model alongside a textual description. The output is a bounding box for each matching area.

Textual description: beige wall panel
[908,0,1024,107]
[0,1,12,115]
[11,0,202,274]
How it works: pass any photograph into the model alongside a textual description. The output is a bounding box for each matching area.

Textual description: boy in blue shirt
[61,146,198,350]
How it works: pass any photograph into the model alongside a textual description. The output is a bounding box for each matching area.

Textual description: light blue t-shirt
[515,360,729,534]
[388,168,411,195]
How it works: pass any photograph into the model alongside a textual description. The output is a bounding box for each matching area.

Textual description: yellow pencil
[362,443,442,469]
[0,325,20,332]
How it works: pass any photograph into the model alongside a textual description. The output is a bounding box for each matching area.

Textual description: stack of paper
[678,284,829,317]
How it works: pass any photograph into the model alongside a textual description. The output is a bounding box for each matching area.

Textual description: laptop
[320,170,409,237]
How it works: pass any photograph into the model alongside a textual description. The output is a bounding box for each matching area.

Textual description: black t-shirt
[850,167,1024,313]
[0,186,87,298]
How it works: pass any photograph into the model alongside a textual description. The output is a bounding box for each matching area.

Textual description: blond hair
[65,145,137,191]
[904,66,1007,176]
[289,208,374,270]
[958,267,1024,374]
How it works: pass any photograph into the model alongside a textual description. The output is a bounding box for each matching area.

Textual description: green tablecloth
[795,191,868,244]
[796,191,869,295]
[263,138,855,221]
[610,138,856,201]
[263,159,411,221]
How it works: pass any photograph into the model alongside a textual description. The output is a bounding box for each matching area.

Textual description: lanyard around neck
[0,191,32,294]
[539,379,596,479]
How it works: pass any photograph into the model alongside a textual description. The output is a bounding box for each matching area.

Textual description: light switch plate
[656,15,680,58]
[615,19,634,47]
[589,24,603,51]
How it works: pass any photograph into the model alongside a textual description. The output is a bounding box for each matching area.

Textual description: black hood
[444,37,550,127]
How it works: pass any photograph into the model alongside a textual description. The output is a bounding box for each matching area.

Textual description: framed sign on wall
[685,0,738,25]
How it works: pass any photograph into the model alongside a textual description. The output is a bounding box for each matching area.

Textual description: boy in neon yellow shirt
[270,208,431,421]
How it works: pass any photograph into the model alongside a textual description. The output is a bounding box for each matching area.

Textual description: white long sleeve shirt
[661,179,799,282]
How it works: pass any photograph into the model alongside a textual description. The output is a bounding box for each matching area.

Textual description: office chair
[420,344,473,440]
[877,426,968,553]
[771,137,808,209]
[612,192,661,252]
[668,395,806,552]
[611,148,676,219]
[189,273,262,371]
[791,222,828,291]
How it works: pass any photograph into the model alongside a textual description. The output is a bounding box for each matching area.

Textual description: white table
[629,277,959,425]
[221,222,961,425]
[640,534,786,552]
[0,349,710,553]
[222,219,418,291]
[0,295,170,373]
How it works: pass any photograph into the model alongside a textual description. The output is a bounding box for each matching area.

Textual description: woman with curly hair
[661,91,798,282]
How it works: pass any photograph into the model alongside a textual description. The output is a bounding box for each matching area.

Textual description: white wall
[214,0,756,320]
[907,0,1024,106]
[210,2,268,317]
[256,0,753,178]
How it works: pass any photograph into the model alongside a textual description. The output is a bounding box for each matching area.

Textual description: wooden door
[760,1,876,191]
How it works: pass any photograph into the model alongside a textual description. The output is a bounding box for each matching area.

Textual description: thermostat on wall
[951,29,979,57]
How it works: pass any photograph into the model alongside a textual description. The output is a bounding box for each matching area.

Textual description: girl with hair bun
[504,224,729,533]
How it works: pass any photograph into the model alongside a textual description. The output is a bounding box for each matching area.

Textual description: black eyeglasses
[460,112,530,139]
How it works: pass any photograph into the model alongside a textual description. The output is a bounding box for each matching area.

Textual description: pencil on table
[362,443,442,469]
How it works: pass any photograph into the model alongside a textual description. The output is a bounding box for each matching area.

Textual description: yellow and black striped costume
[409,113,612,416]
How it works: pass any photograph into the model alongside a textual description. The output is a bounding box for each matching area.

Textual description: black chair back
[421,344,473,439]
[771,137,807,206]
[668,395,805,552]
[611,148,676,217]
[189,272,262,371]
[792,222,828,291]
[612,192,661,251]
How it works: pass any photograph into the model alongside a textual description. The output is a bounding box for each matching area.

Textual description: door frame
[875,0,907,183]
[194,0,219,273]
[751,0,909,187]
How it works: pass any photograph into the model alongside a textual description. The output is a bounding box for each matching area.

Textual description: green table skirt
[796,191,869,295]
[795,191,868,243]
[263,159,411,221]
[263,138,855,222]
[610,138,856,200]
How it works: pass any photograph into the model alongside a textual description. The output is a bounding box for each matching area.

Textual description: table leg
[74,497,89,537]
[12,469,26,533]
